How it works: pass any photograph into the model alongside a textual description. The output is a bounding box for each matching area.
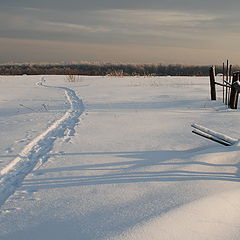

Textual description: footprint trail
[0,82,84,206]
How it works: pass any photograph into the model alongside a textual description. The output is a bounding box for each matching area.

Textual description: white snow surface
[0,75,239,240]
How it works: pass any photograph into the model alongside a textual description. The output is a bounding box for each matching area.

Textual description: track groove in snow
[0,83,84,206]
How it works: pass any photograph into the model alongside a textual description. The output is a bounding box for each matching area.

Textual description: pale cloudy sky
[1,0,240,64]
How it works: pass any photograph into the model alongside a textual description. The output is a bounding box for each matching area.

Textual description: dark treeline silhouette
[0,63,239,76]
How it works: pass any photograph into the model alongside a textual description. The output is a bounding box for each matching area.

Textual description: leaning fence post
[209,66,216,100]
[229,72,239,109]
[234,78,239,109]
[222,62,225,103]
[225,60,229,105]
[228,64,232,104]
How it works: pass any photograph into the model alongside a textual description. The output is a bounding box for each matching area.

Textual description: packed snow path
[0,82,84,206]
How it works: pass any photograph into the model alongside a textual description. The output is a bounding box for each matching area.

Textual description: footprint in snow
[63,137,72,143]
[1,207,21,214]
[5,147,14,154]
[15,138,30,144]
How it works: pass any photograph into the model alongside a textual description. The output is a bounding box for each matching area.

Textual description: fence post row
[209,63,240,109]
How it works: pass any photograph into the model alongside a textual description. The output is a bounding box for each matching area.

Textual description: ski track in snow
[0,81,84,207]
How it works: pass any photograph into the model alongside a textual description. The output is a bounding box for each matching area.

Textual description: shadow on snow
[22,146,240,191]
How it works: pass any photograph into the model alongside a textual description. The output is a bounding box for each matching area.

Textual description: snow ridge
[0,84,84,206]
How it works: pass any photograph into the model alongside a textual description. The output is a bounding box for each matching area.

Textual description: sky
[1,0,240,65]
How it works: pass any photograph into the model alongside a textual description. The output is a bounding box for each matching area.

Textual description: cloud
[1,1,240,64]
[22,7,41,12]
[44,21,110,33]
[1,0,240,13]
[0,10,110,37]
[0,7,238,52]
[1,37,240,65]
[0,0,240,14]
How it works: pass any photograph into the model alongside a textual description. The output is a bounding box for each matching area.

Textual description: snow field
[0,75,240,240]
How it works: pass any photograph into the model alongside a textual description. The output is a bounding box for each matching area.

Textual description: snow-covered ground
[0,75,239,240]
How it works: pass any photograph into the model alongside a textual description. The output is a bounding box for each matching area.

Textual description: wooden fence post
[228,64,232,104]
[222,62,225,103]
[225,60,229,104]
[229,72,239,109]
[209,66,216,100]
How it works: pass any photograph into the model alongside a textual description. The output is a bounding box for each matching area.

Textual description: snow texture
[0,80,84,206]
[0,75,239,240]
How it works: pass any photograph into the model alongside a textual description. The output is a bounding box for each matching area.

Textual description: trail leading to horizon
[0,80,84,206]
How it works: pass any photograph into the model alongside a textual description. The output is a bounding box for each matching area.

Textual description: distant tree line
[0,63,239,76]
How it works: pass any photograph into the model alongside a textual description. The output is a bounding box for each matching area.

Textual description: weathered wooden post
[228,64,232,105]
[225,60,229,104]
[222,62,225,103]
[229,72,239,109]
[209,66,216,100]
[232,80,240,109]
[229,65,232,84]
